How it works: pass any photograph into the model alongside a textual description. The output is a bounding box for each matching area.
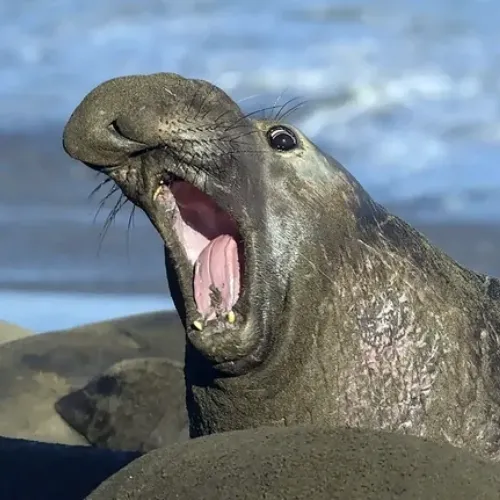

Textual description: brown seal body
[0,310,185,448]
[63,72,500,460]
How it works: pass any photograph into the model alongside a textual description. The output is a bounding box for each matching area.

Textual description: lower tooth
[192,320,204,331]
[226,311,236,324]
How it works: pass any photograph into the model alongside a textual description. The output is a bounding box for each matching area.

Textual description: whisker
[125,204,137,260]
[276,98,308,121]
[213,107,236,128]
[199,86,219,122]
[274,96,302,120]
[92,184,120,224]
[270,88,291,119]
[97,194,128,254]
[227,129,261,144]
[88,176,113,199]
[224,105,284,132]
[214,97,272,128]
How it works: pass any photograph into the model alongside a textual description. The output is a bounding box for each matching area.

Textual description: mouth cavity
[153,174,244,328]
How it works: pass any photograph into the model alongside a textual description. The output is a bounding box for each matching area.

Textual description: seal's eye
[267,126,298,152]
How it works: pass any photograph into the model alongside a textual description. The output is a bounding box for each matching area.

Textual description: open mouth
[60,72,277,375]
[152,173,245,328]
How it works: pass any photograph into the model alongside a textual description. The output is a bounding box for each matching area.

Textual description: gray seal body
[87,425,500,500]
[63,72,500,460]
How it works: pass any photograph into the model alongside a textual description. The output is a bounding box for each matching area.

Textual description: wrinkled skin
[64,73,500,460]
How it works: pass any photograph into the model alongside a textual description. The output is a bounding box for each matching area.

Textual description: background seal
[0,310,186,448]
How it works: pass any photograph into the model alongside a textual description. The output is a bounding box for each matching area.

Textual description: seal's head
[63,73,370,377]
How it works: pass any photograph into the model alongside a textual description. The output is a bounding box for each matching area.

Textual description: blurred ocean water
[0,290,172,332]
[3,0,500,205]
[2,0,500,330]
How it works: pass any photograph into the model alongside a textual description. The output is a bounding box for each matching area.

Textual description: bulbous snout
[63,72,196,167]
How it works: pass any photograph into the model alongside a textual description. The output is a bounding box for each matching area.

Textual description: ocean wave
[2,0,500,208]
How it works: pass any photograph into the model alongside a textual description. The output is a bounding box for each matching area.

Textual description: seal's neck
[185,206,497,455]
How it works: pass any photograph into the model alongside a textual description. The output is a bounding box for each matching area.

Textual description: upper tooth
[153,185,163,201]
[226,311,236,324]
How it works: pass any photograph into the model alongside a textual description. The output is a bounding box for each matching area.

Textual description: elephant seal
[0,436,139,500]
[0,310,185,446]
[87,425,500,500]
[56,357,189,452]
[63,72,500,460]
[0,320,33,345]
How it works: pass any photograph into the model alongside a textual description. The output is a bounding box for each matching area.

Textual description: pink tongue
[193,235,240,320]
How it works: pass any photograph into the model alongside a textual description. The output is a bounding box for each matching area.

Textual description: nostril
[108,119,126,138]
[107,120,158,159]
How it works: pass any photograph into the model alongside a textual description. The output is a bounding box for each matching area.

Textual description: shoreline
[0,289,173,333]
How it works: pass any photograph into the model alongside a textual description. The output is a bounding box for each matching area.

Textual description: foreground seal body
[3,427,500,500]
[0,311,185,446]
[87,425,500,500]
[64,72,500,459]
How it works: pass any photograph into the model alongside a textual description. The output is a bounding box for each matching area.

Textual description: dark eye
[267,126,298,151]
